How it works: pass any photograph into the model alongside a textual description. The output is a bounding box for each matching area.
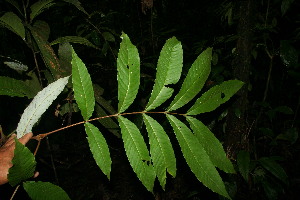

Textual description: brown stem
[264,0,270,28]
[45,137,59,184]
[150,7,155,56]
[262,52,273,102]
[31,50,43,87]
[33,138,41,156]
[28,110,187,183]
[32,111,186,140]
[17,110,185,200]
[10,185,20,200]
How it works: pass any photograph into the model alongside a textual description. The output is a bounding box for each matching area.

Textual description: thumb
[18,132,33,145]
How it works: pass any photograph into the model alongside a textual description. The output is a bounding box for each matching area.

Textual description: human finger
[33,171,39,178]
[2,134,16,148]
[18,132,33,145]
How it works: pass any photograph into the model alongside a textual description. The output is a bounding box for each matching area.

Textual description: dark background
[0,0,299,199]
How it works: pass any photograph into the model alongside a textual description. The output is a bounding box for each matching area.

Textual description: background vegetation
[0,0,299,199]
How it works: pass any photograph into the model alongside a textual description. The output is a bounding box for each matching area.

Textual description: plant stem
[262,50,273,102]
[9,185,20,200]
[33,111,186,140]
[30,110,187,164]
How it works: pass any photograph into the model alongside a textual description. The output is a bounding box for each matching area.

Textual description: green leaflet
[8,139,36,187]
[145,37,183,111]
[85,122,111,179]
[167,115,230,199]
[23,181,71,200]
[237,150,250,182]
[72,47,95,120]
[187,80,244,115]
[117,33,140,113]
[16,76,70,138]
[50,36,99,49]
[118,116,156,192]
[0,76,35,98]
[187,116,235,173]
[168,48,212,111]
[259,157,288,185]
[0,12,25,39]
[30,0,55,22]
[143,114,176,189]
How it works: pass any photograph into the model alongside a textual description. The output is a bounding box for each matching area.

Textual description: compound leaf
[23,181,70,200]
[85,122,111,179]
[16,76,69,138]
[187,80,244,115]
[143,114,176,189]
[145,37,183,111]
[118,116,155,192]
[0,12,25,39]
[117,33,140,113]
[168,48,212,111]
[187,116,235,173]
[167,115,230,199]
[72,47,95,120]
[8,139,36,187]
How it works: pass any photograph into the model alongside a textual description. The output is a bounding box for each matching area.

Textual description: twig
[292,95,300,128]
[46,137,60,184]
[31,50,43,87]
[10,185,20,200]
[150,7,155,56]
[262,50,273,102]
[264,0,270,28]
[32,111,186,140]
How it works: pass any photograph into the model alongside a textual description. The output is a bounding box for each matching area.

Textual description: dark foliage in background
[0,0,299,199]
